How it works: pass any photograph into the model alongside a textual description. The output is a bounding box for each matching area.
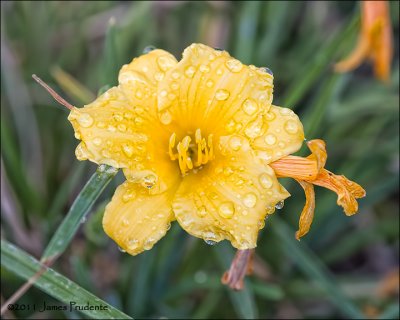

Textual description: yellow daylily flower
[67,43,365,257]
[334,0,393,82]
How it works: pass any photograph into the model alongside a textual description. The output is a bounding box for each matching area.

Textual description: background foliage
[1,1,399,319]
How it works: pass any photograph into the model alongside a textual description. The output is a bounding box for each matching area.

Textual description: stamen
[169,129,214,175]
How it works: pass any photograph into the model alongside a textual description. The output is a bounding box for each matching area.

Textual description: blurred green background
[1,1,399,319]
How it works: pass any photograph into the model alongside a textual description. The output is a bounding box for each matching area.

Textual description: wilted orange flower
[334,0,393,82]
[66,44,365,258]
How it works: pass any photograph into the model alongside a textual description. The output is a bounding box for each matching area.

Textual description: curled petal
[103,181,177,255]
[221,249,254,290]
[312,169,366,216]
[269,156,319,180]
[295,180,315,240]
[306,139,327,171]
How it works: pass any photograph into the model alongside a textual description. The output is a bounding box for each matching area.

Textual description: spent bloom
[66,44,365,257]
[335,0,393,82]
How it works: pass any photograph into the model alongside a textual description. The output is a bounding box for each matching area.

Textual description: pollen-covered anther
[169,129,214,175]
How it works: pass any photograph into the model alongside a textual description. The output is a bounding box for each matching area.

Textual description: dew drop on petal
[215,89,230,101]
[118,124,127,132]
[171,71,181,79]
[143,45,156,53]
[205,239,217,246]
[113,113,124,121]
[160,110,172,125]
[284,120,299,134]
[127,238,139,251]
[197,206,207,217]
[118,246,126,253]
[275,200,285,209]
[157,55,176,72]
[77,113,94,128]
[206,80,214,88]
[225,58,243,72]
[245,117,264,139]
[243,193,257,208]
[134,117,144,126]
[121,217,130,226]
[242,99,258,116]
[154,72,164,81]
[229,136,242,151]
[185,66,196,78]
[93,138,102,146]
[218,201,235,218]
[259,173,273,189]
[260,67,273,76]
[122,143,134,158]
[142,174,157,189]
[264,134,277,145]
[199,64,210,73]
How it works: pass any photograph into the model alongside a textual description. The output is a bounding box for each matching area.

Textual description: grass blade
[1,240,131,319]
[41,164,118,262]
[272,217,365,319]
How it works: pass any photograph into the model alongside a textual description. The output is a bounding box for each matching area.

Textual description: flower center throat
[169,129,214,175]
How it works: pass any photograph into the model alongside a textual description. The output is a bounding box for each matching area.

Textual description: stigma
[169,129,214,175]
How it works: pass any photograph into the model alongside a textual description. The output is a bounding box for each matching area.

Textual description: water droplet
[107,125,116,132]
[74,132,81,139]
[75,143,89,160]
[154,72,164,81]
[259,173,273,189]
[208,54,216,61]
[122,217,130,225]
[215,89,230,101]
[225,58,243,72]
[284,120,299,134]
[160,111,172,125]
[278,142,285,148]
[216,69,223,75]
[122,144,134,158]
[185,66,196,78]
[78,113,94,127]
[118,246,126,253]
[275,200,284,209]
[229,136,242,151]
[142,174,157,189]
[134,117,144,126]
[157,55,176,71]
[205,239,217,246]
[127,238,139,251]
[258,220,265,229]
[199,64,210,73]
[206,80,214,88]
[113,113,124,121]
[213,47,224,51]
[218,201,235,218]
[93,137,102,146]
[118,124,127,132]
[261,67,273,75]
[143,45,156,53]
[245,117,263,138]
[135,89,143,99]
[171,71,181,79]
[97,121,106,128]
[223,166,234,176]
[80,216,87,223]
[242,99,258,116]
[197,206,207,217]
[160,90,167,97]
[171,81,180,90]
[280,108,292,115]
[124,112,134,119]
[264,134,277,145]
[265,112,276,121]
[243,193,257,208]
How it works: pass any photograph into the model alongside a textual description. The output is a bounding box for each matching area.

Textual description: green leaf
[41,165,118,262]
[1,240,131,319]
[272,217,365,319]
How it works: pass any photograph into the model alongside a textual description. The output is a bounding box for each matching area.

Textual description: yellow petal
[118,49,177,87]
[306,139,327,171]
[156,43,274,136]
[295,180,315,240]
[252,105,305,163]
[68,49,181,193]
[172,135,290,249]
[312,169,366,216]
[102,181,177,255]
